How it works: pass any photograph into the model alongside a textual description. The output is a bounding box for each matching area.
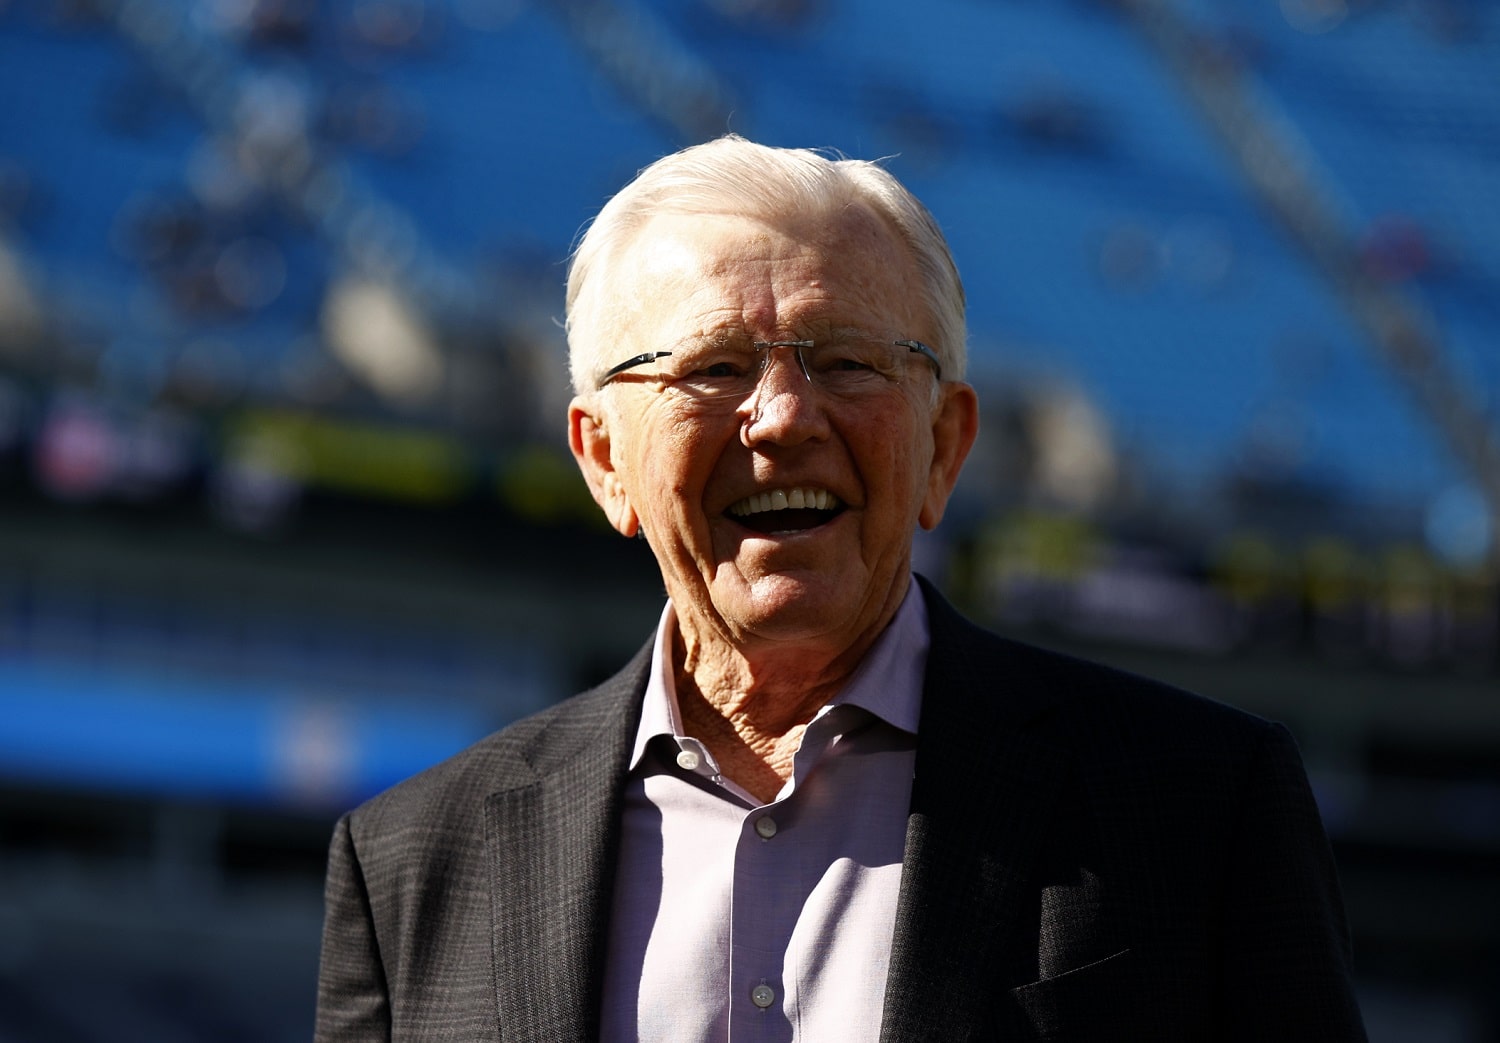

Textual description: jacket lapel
[881,583,1072,1041]
[478,584,1069,1040]
[485,647,649,1043]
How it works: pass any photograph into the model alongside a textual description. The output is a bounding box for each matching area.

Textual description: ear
[568,396,640,538]
[918,381,980,531]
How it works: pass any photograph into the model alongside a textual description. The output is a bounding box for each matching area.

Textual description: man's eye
[829,356,874,372]
[701,361,741,378]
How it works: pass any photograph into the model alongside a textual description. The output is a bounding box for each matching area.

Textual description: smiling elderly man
[314,136,1366,1041]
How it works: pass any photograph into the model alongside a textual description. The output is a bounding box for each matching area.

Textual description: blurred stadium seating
[1,0,1497,1038]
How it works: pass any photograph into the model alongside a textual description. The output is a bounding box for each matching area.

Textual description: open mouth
[726,487,844,535]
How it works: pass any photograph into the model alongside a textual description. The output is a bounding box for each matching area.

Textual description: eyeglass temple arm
[597,351,673,389]
[895,339,942,381]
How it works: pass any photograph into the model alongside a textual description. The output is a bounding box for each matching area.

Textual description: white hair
[565,135,967,396]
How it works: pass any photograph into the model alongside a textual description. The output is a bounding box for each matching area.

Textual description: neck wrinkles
[670,574,910,737]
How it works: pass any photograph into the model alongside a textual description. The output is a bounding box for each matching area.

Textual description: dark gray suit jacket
[315,580,1366,1040]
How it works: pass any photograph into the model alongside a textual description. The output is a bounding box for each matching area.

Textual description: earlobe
[568,397,640,538]
[918,382,980,531]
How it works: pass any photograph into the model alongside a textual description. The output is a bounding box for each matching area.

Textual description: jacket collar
[482,580,1070,1041]
[880,578,1072,1041]
[485,642,649,1042]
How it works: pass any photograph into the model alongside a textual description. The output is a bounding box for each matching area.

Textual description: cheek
[853,413,931,507]
[630,417,712,521]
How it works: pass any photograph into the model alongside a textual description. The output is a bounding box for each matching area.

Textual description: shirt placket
[722,710,848,1042]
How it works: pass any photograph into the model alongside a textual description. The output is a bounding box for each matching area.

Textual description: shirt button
[676,749,701,771]
[754,816,778,839]
[750,983,776,1009]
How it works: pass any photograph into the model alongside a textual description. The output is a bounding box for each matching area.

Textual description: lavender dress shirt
[598,581,928,1043]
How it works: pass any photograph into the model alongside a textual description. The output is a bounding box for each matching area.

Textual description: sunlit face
[569,205,976,658]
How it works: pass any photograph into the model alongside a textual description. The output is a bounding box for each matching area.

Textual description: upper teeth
[729,487,840,517]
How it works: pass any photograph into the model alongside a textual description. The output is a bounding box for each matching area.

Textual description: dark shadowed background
[0,0,1497,1038]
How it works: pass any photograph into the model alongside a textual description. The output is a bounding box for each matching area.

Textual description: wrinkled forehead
[623,201,907,268]
[611,205,928,332]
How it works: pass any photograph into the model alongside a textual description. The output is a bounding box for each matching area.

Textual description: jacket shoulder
[342,642,649,847]
[922,580,1281,758]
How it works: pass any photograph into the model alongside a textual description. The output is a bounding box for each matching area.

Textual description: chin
[714,569,865,639]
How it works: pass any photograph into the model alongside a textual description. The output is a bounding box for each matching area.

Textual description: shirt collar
[627,579,930,771]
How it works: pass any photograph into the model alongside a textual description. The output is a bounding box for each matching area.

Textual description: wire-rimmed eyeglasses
[595,336,943,399]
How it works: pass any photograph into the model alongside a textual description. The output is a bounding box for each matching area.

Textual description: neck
[670,591,906,804]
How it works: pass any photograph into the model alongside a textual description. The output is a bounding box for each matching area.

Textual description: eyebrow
[663,329,749,353]
[671,323,884,349]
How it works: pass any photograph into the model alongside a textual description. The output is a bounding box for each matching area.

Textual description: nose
[742,341,828,445]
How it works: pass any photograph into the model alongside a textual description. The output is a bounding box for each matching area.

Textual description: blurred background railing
[1,0,1497,1038]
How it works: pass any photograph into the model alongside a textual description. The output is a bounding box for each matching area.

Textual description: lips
[726,486,844,534]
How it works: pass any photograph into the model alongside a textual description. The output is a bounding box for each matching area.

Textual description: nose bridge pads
[748,340,814,425]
